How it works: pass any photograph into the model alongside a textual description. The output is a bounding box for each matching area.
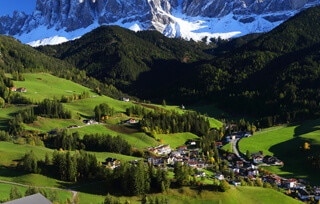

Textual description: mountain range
[1,0,320,46]
[35,5,320,123]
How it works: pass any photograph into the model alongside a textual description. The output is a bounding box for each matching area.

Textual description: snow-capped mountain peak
[0,0,319,46]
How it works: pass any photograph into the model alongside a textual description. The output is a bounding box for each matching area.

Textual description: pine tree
[10,186,22,200]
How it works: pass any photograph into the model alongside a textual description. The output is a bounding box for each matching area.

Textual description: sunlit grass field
[76,186,302,204]
[239,119,320,184]
[13,73,93,102]
[156,132,199,149]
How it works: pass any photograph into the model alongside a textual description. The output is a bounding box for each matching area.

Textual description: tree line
[8,98,71,135]
[19,150,102,182]
[19,150,170,196]
[140,110,210,136]
[46,131,132,156]
[94,103,115,122]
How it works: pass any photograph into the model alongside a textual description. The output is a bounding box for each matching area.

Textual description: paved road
[231,138,249,163]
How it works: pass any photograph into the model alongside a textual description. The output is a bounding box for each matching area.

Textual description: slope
[180,6,320,123]
[36,25,212,95]
[0,34,123,98]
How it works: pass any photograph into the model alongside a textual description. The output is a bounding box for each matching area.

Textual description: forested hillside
[37,26,212,92]
[190,6,320,124]
[0,35,123,98]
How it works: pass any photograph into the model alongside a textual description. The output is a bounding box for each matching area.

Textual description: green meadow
[0,105,32,131]
[0,142,53,166]
[0,141,139,165]
[71,186,302,204]
[13,73,94,102]
[239,119,320,184]
[0,182,72,203]
[84,186,301,204]
[156,132,199,149]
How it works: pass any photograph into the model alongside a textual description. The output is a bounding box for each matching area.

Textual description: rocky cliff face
[0,0,319,43]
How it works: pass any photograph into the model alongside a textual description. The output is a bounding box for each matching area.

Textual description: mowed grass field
[156,132,199,149]
[13,73,94,102]
[0,105,32,131]
[0,181,72,203]
[76,186,302,204]
[239,119,320,184]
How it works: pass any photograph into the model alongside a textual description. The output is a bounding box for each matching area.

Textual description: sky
[0,0,36,15]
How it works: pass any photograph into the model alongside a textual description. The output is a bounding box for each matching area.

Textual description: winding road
[231,138,249,163]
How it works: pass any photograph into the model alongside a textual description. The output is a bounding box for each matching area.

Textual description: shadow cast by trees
[268,120,320,185]
[291,118,320,137]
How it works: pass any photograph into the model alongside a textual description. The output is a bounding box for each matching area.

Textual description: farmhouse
[126,118,138,124]
[283,178,298,189]
[104,157,120,169]
[215,174,225,181]
[251,151,264,164]
[16,87,27,92]
[120,97,130,102]
[263,155,283,166]
[215,141,223,148]
[149,144,171,155]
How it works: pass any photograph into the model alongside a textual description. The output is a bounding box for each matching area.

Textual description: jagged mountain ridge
[1,0,319,45]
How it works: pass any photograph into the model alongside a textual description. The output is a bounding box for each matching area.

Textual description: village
[103,130,320,202]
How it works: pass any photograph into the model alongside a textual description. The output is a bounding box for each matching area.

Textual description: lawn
[239,119,320,184]
[13,73,94,102]
[78,192,105,204]
[25,117,84,132]
[159,186,302,204]
[0,180,72,203]
[76,185,302,204]
[156,132,199,149]
[63,95,134,118]
[0,142,54,166]
[0,183,27,203]
[0,105,32,131]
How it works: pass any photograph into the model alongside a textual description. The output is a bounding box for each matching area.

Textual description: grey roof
[4,193,52,204]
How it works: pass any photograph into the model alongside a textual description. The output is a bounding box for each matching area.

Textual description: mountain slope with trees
[178,6,320,124]
[0,35,123,98]
[37,26,212,92]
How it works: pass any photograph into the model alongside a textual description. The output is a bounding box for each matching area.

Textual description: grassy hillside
[0,183,72,203]
[13,73,94,102]
[75,186,302,204]
[3,73,222,150]
[239,118,320,184]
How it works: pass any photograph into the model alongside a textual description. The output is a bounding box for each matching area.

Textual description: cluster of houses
[147,144,208,170]
[251,151,284,166]
[224,131,320,202]
[101,127,319,202]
